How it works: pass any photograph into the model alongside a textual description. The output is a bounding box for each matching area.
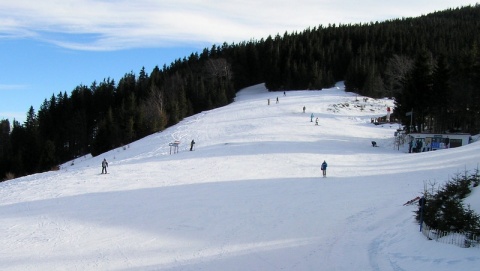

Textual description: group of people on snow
[408,138,438,153]
[309,110,319,126]
[302,105,327,176]
[269,98,329,178]
[101,139,197,173]
[102,91,330,178]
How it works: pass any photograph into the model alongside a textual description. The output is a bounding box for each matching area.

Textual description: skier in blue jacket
[321,160,327,177]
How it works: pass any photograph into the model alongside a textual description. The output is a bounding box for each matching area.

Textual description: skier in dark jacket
[418,196,426,209]
[101,158,108,174]
[321,160,328,177]
[190,139,195,151]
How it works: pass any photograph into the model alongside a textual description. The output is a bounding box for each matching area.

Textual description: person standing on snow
[303,106,306,113]
[101,158,108,174]
[315,117,319,125]
[425,141,431,152]
[417,139,423,153]
[321,160,328,177]
[190,139,195,151]
[311,113,314,122]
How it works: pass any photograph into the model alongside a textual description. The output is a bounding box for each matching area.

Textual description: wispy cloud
[0,84,28,91]
[0,0,476,51]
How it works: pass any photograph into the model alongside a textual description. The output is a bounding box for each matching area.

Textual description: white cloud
[0,0,477,51]
[0,84,28,91]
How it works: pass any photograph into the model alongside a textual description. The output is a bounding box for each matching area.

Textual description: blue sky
[1,0,477,124]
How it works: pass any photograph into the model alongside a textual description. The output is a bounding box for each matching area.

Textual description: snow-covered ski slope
[1,82,479,271]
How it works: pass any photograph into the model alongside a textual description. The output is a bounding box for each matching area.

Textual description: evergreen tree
[23,107,41,174]
[0,119,11,179]
[39,140,56,171]
[431,55,452,132]
[395,51,433,132]
[9,120,26,175]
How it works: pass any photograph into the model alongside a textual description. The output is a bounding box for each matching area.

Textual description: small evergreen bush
[417,168,480,235]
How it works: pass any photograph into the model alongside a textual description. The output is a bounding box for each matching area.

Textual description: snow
[1,82,479,270]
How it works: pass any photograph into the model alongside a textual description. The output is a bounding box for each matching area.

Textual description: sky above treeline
[0,0,478,123]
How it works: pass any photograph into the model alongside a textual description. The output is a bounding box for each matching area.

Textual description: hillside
[3,5,480,179]
[1,83,479,270]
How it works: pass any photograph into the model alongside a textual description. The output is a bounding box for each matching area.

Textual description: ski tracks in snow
[321,204,410,271]
[367,211,411,271]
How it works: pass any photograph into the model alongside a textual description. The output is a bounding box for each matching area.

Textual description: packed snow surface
[1,83,479,270]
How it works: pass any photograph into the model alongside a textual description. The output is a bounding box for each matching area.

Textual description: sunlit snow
[1,82,479,270]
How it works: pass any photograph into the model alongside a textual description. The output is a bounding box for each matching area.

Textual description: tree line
[1,4,479,180]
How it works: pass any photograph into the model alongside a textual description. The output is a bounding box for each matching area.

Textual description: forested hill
[1,4,479,180]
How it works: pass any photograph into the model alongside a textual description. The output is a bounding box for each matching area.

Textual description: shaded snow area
[1,82,479,270]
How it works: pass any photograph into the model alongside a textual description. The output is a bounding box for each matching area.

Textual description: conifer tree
[431,55,452,132]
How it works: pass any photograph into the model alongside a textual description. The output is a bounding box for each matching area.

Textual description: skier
[303,106,306,113]
[418,196,426,210]
[311,113,314,122]
[417,140,423,152]
[418,196,426,218]
[315,117,319,125]
[321,160,327,177]
[190,139,195,151]
[425,141,431,152]
[276,97,279,104]
[101,158,108,174]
